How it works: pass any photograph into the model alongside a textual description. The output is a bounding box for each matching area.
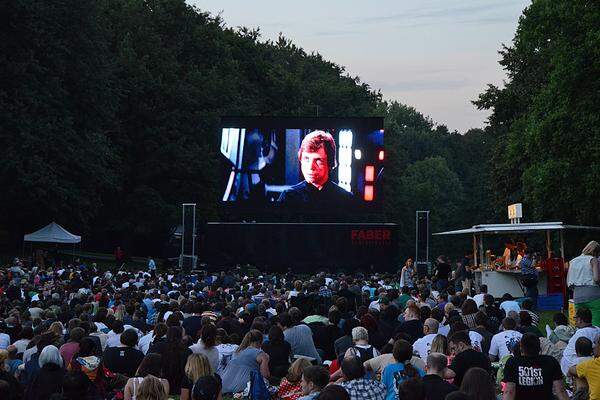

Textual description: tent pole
[479,234,484,267]
[546,230,552,259]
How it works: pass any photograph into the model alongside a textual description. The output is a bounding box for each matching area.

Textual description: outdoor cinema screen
[219,117,384,212]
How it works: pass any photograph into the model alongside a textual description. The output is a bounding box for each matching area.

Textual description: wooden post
[546,230,552,259]
[473,234,478,267]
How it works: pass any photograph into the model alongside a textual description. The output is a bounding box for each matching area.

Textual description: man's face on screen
[301,147,329,188]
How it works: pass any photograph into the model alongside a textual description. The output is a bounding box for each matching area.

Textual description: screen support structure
[415,210,430,278]
[180,203,197,271]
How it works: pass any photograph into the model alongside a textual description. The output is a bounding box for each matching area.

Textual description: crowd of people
[0,241,599,400]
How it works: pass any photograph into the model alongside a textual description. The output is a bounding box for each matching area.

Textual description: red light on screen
[364,185,374,201]
[378,150,385,161]
[365,165,375,182]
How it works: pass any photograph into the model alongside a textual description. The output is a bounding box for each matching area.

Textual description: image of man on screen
[277,130,354,206]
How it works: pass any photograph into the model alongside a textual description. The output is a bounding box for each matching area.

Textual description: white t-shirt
[23,346,37,364]
[368,300,381,311]
[216,343,239,374]
[469,331,484,352]
[13,339,30,354]
[489,329,522,359]
[499,301,521,315]
[105,333,122,348]
[138,332,154,354]
[438,324,451,337]
[473,294,486,308]
[413,334,437,360]
[560,326,600,374]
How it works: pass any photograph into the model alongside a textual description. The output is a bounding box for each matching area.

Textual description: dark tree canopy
[7,0,596,261]
[475,0,600,227]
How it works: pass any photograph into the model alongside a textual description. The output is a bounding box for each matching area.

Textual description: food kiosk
[433,221,600,299]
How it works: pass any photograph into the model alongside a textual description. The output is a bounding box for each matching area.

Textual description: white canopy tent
[24,222,81,244]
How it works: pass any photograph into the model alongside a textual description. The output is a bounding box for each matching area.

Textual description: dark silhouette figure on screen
[278,130,354,206]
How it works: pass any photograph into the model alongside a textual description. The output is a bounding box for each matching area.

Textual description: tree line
[0,0,597,260]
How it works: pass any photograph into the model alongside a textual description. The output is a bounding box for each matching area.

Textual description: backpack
[250,370,271,400]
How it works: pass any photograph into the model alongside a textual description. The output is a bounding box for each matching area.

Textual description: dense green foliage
[3,0,596,261]
[475,0,600,227]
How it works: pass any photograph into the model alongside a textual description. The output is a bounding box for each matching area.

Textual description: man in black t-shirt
[102,329,144,377]
[503,333,569,400]
[182,303,204,341]
[445,331,491,387]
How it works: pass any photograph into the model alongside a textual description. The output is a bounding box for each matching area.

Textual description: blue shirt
[382,362,425,400]
[521,256,538,277]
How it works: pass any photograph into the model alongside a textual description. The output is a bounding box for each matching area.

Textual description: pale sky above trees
[189,0,529,132]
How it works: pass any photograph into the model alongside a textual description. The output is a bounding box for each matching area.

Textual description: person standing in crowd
[114,246,125,266]
[147,256,156,276]
[489,318,523,362]
[435,256,452,291]
[520,248,540,310]
[568,241,600,326]
[455,254,472,291]
[400,258,415,288]
[503,333,569,400]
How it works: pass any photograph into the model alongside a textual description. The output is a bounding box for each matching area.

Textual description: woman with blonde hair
[180,354,215,400]
[276,357,312,400]
[47,321,65,347]
[568,240,600,325]
[124,353,170,400]
[430,334,449,356]
[136,375,168,400]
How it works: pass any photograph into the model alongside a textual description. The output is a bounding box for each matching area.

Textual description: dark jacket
[25,363,65,400]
